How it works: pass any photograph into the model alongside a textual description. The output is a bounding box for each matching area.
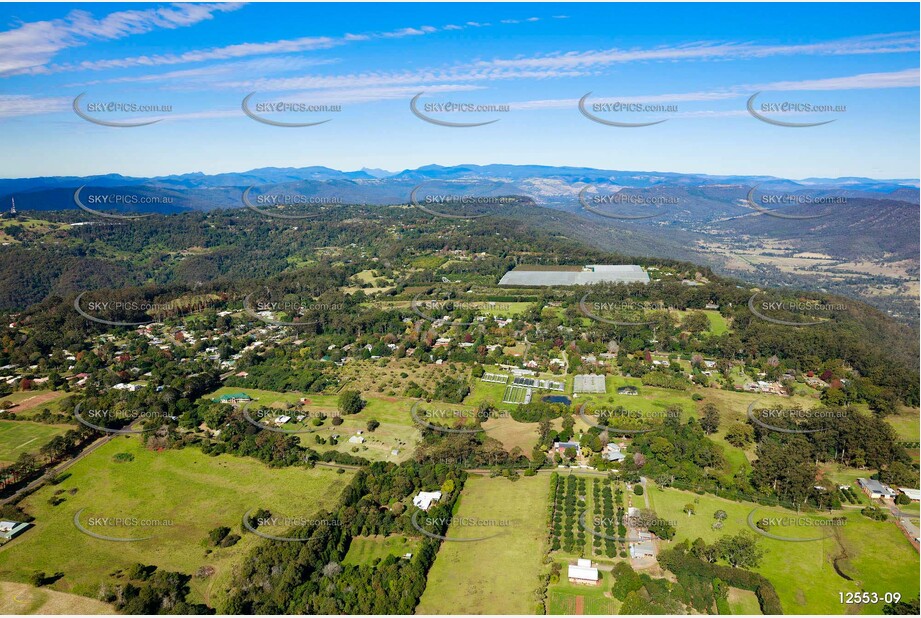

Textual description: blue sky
[0,2,918,179]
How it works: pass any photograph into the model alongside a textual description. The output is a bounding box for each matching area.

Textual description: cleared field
[727,587,762,614]
[647,484,920,615]
[342,535,420,566]
[0,437,353,607]
[0,420,70,465]
[0,581,113,615]
[0,390,69,415]
[481,415,540,454]
[886,407,920,442]
[702,310,729,335]
[417,475,549,614]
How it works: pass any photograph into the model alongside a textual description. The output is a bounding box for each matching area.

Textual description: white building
[412,490,442,511]
[899,488,921,502]
[605,443,626,462]
[567,559,599,585]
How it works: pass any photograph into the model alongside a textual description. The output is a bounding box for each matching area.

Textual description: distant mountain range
[1,163,917,214]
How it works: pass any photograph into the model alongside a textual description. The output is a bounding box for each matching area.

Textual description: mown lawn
[646,485,920,615]
[417,475,549,614]
[0,437,353,608]
[0,420,70,465]
[342,535,420,566]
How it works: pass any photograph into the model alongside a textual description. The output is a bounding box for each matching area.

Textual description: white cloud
[0,94,69,117]
[0,3,244,76]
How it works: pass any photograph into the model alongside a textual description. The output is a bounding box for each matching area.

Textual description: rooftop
[499,265,649,287]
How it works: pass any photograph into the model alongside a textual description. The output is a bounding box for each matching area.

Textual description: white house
[567,559,599,585]
[858,478,897,500]
[412,490,442,511]
[274,415,291,426]
[605,443,626,462]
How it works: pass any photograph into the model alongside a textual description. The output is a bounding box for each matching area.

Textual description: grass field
[702,310,729,335]
[341,535,420,566]
[0,436,353,608]
[417,475,549,614]
[0,581,113,615]
[647,484,920,615]
[0,420,70,465]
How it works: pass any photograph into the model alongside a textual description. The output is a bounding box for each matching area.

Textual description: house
[617,386,638,396]
[348,435,365,444]
[112,383,142,392]
[629,540,655,558]
[567,559,600,585]
[858,478,897,500]
[554,441,581,456]
[899,488,921,502]
[604,443,626,462]
[212,392,252,404]
[412,490,442,511]
[274,415,291,426]
[0,520,30,540]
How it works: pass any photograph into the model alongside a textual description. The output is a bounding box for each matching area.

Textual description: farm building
[629,540,655,558]
[858,478,897,500]
[211,392,252,404]
[567,559,600,585]
[616,386,638,395]
[499,265,649,287]
[899,488,921,502]
[0,520,30,540]
[412,491,442,511]
[574,374,606,394]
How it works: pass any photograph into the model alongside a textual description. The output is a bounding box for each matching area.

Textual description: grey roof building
[499,265,649,287]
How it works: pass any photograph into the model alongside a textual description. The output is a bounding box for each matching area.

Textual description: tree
[683,503,696,516]
[700,403,720,435]
[366,419,380,432]
[724,422,754,447]
[649,518,676,541]
[716,531,764,568]
[338,390,365,415]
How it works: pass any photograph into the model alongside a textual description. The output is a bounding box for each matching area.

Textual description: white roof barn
[567,559,599,584]
[412,491,442,511]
